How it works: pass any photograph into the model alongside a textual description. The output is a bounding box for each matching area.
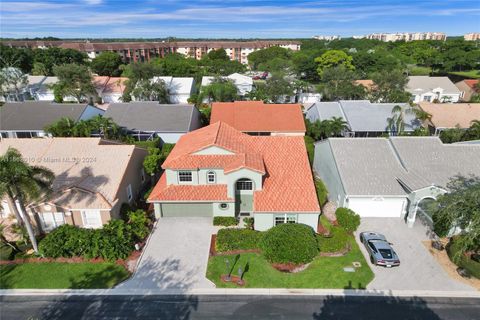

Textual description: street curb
[1,288,479,298]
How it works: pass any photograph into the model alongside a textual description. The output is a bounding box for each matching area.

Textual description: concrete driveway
[355,218,475,291]
[116,217,218,290]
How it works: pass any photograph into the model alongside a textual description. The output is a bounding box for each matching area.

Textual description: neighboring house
[94,76,128,103]
[151,76,195,104]
[455,79,479,102]
[103,102,202,143]
[30,76,61,101]
[313,137,480,227]
[306,100,421,137]
[407,76,461,103]
[0,101,104,138]
[148,122,320,231]
[418,102,480,135]
[201,73,253,96]
[210,101,306,136]
[0,138,148,233]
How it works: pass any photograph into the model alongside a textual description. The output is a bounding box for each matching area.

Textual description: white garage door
[347,197,406,218]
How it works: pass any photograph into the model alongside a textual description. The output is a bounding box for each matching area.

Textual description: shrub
[243,217,254,230]
[335,208,360,233]
[447,237,480,279]
[315,178,328,207]
[127,209,150,241]
[260,224,319,264]
[119,202,134,221]
[213,216,238,227]
[216,228,263,252]
[304,136,315,165]
[40,220,136,261]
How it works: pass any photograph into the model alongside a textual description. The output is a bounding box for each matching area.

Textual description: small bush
[304,136,315,165]
[216,228,262,252]
[119,203,134,221]
[127,209,150,241]
[244,217,254,230]
[447,237,480,279]
[213,216,238,227]
[260,224,319,264]
[315,178,328,207]
[335,208,360,233]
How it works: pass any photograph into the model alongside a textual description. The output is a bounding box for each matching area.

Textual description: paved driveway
[116,217,218,290]
[355,218,475,291]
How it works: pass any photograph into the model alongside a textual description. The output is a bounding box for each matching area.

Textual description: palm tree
[89,115,120,140]
[0,148,55,253]
[329,117,349,137]
[387,104,415,136]
[44,117,77,137]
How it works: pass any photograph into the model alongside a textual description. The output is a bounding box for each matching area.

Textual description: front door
[235,193,253,216]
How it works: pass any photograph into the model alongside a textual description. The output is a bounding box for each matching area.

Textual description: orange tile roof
[419,102,480,129]
[148,174,233,202]
[210,101,306,133]
[93,76,128,95]
[149,122,320,213]
[463,79,479,89]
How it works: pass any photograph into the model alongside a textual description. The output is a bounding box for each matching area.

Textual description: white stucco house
[201,73,253,96]
[152,76,195,104]
[148,122,320,231]
[313,137,480,227]
[407,76,461,103]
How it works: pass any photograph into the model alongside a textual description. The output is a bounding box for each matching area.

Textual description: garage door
[160,203,213,217]
[347,197,406,218]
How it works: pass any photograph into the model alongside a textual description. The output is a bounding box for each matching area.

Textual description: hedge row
[215,228,263,252]
[213,216,239,227]
[39,210,150,261]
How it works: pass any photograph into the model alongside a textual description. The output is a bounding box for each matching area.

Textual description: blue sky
[0,0,479,38]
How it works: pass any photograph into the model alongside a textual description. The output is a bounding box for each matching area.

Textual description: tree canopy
[91,51,124,76]
[52,63,96,103]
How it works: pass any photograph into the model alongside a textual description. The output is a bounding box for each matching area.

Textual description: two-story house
[407,76,461,103]
[147,122,320,231]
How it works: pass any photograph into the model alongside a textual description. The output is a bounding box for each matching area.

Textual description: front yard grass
[206,236,373,289]
[0,262,130,289]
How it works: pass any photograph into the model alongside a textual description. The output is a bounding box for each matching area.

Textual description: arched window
[207,171,216,184]
[236,178,253,190]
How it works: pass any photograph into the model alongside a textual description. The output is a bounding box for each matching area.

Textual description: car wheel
[360,234,364,242]
[370,255,375,265]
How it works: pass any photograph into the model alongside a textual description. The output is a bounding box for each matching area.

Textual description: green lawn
[449,70,480,79]
[206,237,374,289]
[0,262,130,289]
[408,65,432,76]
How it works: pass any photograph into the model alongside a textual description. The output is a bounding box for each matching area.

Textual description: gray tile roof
[390,137,480,190]
[327,138,407,196]
[104,102,197,132]
[0,101,88,131]
[407,76,461,95]
[308,100,421,132]
[321,137,480,195]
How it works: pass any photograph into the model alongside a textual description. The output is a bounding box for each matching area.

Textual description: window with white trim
[178,171,192,183]
[236,178,253,190]
[274,214,297,226]
[127,184,133,201]
[40,212,65,232]
[81,210,102,229]
[207,171,216,184]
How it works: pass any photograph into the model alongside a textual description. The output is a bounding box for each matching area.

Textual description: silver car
[360,232,400,267]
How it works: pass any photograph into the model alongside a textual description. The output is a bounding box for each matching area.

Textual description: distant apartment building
[313,35,341,41]
[464,33,480,41]
[1,40,301,65]
[365,32,446,42]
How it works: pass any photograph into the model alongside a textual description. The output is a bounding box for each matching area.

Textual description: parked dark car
[360,231,400,267]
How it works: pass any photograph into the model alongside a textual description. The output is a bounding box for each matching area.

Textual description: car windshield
[379,249,393,259]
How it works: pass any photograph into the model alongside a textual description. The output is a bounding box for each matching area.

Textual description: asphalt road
[1,294,479,320]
